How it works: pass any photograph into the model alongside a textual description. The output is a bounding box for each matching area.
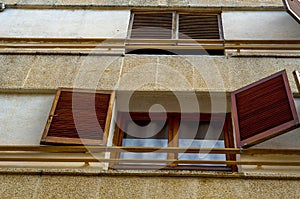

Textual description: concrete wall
[2,10,299,40]
[0,94,53,145]
[223,11,300,40]
[0,9,130,38]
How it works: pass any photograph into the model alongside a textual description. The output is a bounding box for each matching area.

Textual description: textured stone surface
[191,56,231,91]
[24,55,80,89]
[36,175,100,199]
[0,174,39,198]
[0,55,124,90]
[119,55,157,90]
[0,55,36,88]
[1,174,298,199]
[157,56,194,91]
[2,54,300,92]
[73,55,123,90]
[227,57,280,90]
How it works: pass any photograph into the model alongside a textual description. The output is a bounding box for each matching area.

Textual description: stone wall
[2,54,300,92]
[0,172,299,198]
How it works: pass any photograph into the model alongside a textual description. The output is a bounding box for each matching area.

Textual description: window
[41,88,114,145]
[112,112,236,171]
[40,70,299,170]
[126,11,224,55]
[231,70,299,148]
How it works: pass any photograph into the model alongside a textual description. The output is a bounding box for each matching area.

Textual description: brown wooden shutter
[178,14,221,39]
[283,0,300,23]
[231,70,299,148]
[130,13,173,39]
[41,88,114,145]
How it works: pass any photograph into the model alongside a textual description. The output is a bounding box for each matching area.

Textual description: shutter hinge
[239,147,243,154]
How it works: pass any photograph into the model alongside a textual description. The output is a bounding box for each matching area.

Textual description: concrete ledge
[2,0,285,10]
[1,167,300,179]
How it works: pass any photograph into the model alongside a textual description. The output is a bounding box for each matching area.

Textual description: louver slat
[179,15,220,39]
[231,70,299,148]
[41,88,114,145]
[131,13,173,39]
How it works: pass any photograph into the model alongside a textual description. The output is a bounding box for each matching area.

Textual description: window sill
[1,167,300,180]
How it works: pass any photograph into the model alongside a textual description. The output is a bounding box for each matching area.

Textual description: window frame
[112,112,236,171]
[127,11,223,40]
[126,11,224,55]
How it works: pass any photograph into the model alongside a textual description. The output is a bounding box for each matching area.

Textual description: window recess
[111,112,236,171]
[41,88,114,145]
[126,12,224,55]
[232,70,299,148]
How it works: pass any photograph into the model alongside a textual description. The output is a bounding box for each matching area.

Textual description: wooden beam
[0,146,300,155]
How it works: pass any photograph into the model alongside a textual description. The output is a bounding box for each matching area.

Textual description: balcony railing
[0,146,299,167]
[1,38,300,55]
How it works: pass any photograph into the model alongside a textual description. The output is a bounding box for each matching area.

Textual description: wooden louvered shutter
[130,13,173,39]
[283,0,300,23]
[231,70,299,148]
[41,88,114,145]
[178,14,221,39]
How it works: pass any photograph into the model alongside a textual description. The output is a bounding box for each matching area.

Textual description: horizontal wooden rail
[0,157,300,166]
[0,146,299,167]
[0,37,122,43]
[1,146,300,155]
[225,40,300,52]
[2,38,300,52]
[0,44,125,49]
[0,38,223,44]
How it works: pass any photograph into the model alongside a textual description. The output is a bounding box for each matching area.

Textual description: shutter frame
[41,88,114,145]
[283,0,300,23]
[231,70,299,148]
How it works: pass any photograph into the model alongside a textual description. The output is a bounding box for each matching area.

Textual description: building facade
[0,0,300,198]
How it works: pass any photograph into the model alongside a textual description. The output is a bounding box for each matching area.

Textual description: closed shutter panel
[130,13,173,39]
[179,14,221,39]
[41,88,114,145]
[231,70,299,148]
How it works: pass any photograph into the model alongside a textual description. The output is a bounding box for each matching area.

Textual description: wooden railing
[225,40,300,53]
[1,38,300,53]
[0,146,299,166]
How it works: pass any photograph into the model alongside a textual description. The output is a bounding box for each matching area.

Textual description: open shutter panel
[41,88,114,145]
[231,70,299,148]
[179,14,221,39]
[283,0,300,23]
[130,13,173,39]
